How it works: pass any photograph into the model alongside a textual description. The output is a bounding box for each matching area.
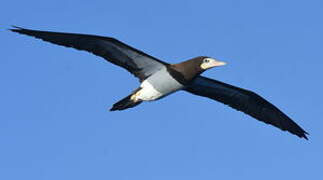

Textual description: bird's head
[198,56,226,70]
[171,56,226,83]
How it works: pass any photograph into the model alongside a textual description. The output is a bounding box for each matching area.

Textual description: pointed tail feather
[110,94,142,111]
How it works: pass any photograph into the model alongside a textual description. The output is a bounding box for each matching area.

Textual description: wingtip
[109,106,118,111]
[298,130,309,140]
[302,135,309,140]
[303,131,309,140]
[8,25,23,32]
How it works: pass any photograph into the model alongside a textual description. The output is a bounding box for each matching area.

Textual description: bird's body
[116,68,184,110]
[10,26,308,139]
[112,57,222,110]
[137,66,184,101]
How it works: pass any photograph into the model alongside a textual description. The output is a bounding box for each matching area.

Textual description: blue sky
[1,0,322,179]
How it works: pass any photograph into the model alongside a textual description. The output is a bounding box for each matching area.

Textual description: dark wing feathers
[10,26,167,81]
[185,76,308,139]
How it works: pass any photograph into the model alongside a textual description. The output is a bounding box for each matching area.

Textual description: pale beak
[211,60,226,67]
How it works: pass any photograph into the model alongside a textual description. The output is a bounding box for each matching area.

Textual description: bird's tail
[110,90,142,111]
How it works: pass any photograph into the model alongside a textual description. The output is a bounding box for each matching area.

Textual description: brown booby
[10,26,308,139]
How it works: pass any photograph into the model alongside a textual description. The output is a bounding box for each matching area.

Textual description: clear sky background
[1,0,322,179]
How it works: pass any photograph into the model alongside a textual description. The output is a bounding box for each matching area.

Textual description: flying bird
[10,26,308,139]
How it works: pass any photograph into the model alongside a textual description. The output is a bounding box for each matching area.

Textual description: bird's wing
[10,26,168,81]
[185,76,308,139]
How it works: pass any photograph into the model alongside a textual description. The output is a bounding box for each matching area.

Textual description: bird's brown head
[170,56,226,83]
[197,56,226,70]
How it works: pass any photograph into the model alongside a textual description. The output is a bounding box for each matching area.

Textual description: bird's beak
[210,59,226,67]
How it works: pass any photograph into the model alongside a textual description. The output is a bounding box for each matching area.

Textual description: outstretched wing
[185,76,308,139]
[10,26,168,81]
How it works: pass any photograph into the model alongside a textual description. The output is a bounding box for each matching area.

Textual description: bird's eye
[203,59,210,63]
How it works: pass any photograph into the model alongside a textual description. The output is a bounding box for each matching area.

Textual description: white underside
[135,80,163,101]
[131,67,184,101]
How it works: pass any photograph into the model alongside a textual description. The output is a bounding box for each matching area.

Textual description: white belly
[132,66,184,101]
[135,80,164,101]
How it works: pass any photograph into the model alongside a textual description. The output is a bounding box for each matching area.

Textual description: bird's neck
[168,62,204,84]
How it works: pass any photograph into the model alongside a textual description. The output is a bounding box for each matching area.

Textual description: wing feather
[185,76,308,139]
[10,26,167,81]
